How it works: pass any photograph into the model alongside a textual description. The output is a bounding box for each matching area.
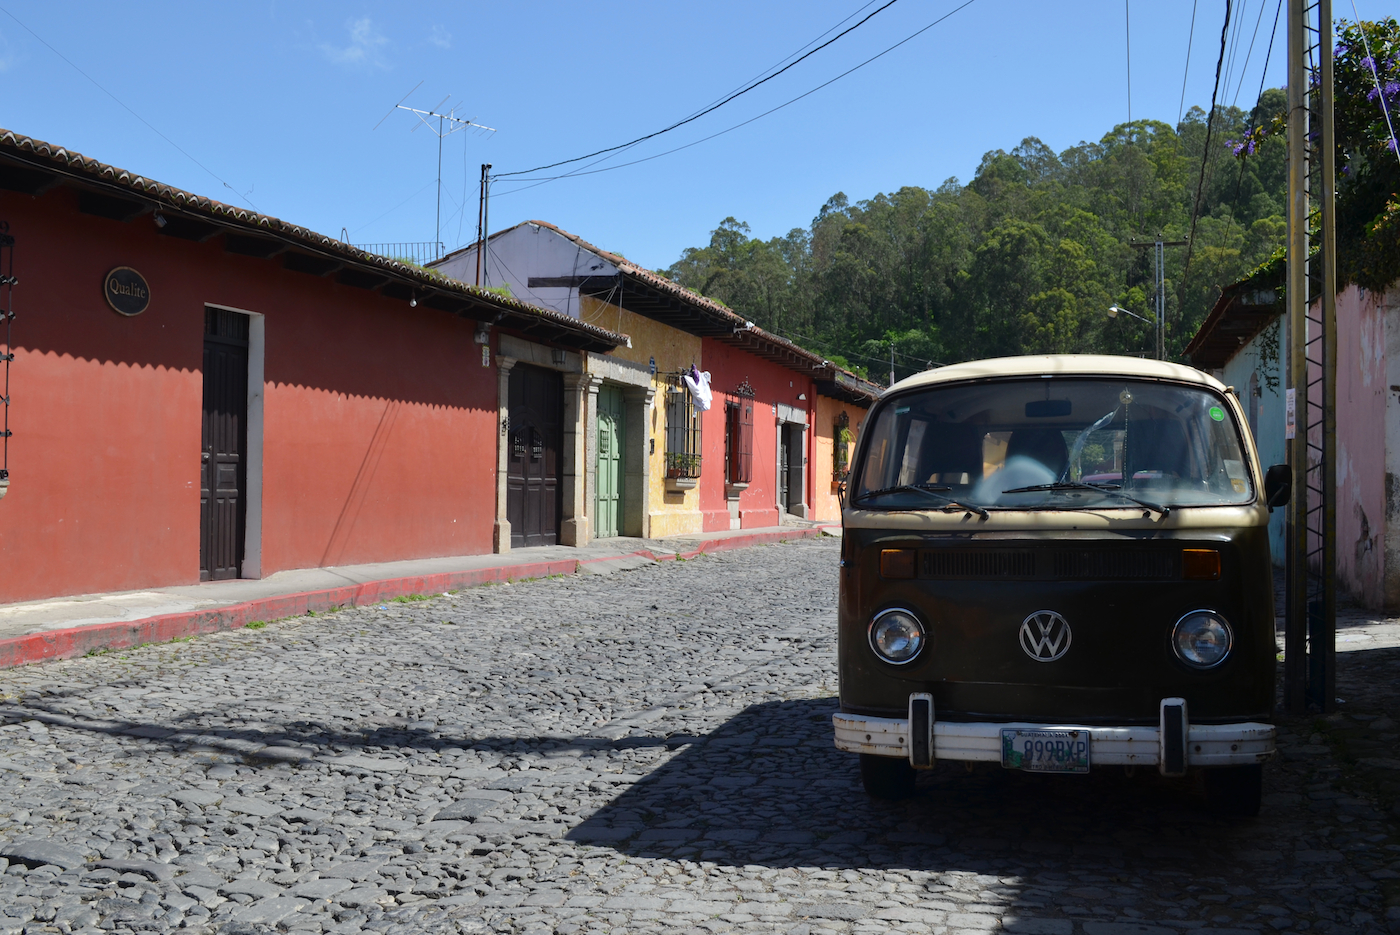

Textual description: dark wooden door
[786,424,805,513]
[778,429,790,511]
[200,308,249,581]
[506,364,562,548]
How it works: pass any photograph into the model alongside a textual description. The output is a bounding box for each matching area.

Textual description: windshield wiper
[1000,481,1169,517]
[856,483,990,518]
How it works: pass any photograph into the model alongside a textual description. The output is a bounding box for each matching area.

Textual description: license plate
[1000,729,1091,773]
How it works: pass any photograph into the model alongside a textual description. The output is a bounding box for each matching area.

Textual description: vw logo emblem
[1020,611,1072,662]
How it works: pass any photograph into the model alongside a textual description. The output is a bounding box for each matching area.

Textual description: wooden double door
[200,308,248,581]
[506,364,563,548]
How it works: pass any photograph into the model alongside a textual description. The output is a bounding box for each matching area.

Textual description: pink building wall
[1335,285,1390,607]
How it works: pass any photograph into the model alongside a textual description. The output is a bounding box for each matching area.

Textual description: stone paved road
[2,537,1400,935]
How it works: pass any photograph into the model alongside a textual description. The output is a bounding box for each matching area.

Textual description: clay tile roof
[521,220,883,403]
[0,129,627,353]
[1184,280,1283,370]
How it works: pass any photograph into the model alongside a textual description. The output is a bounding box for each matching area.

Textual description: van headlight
[868,609,925,665]
[1173,610,1233,668]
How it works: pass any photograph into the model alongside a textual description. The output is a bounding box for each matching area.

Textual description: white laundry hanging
[682,367,713,412]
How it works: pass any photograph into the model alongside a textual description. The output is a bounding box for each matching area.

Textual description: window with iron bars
[665,383,703,479]
[725,400,753,485]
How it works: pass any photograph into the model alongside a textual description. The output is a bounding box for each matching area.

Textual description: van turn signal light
[1182,549,1221,580]
[880,549,916,579]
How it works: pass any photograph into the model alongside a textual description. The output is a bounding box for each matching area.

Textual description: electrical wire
[1213,0,1283,271]
[507,1,889,190]
[0,6,258,211]
[1220,0,1248,112]
[495,0,905,179]
[350,179,437,236]
[1125,0,1133,135]
[494,0,980,197]
[1178,0,1234,323]
[1179,0,1200,127]
[1349,0,1400,166]
[1229,0,1271,108]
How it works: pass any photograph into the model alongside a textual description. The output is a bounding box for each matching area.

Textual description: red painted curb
[0,528,829,670]
[0,558,580,670]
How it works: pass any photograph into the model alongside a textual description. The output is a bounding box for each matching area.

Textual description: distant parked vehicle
[833,355,1290,816]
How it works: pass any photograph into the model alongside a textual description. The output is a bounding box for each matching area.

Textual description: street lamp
[1107,305,1160,360]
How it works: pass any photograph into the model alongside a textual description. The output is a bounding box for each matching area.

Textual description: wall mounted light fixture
[153,212,167,229]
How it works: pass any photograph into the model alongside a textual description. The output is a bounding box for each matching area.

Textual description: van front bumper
[833,705,1274,771]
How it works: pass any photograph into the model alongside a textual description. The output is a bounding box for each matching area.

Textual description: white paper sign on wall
[1285,387,1296,440]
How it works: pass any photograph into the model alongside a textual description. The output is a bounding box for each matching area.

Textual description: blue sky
[2,1,1388,271]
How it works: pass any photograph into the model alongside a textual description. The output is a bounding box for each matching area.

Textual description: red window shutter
[736,403,753,484]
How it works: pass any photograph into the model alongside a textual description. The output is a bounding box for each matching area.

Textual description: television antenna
[375,86,496,261]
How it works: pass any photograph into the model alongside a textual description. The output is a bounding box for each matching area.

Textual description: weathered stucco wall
[0,185,500,604]
[1221,316,1287,566]
[1331,285,1390,607]
[812,394,869,522]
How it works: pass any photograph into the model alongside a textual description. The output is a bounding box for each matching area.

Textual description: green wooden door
[596,385,624,538]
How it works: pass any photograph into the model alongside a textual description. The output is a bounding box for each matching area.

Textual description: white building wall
[431,223,618,319]
[1221,316,1286,565]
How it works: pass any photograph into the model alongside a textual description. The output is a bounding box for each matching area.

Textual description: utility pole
[889,341,895,388]
[1284,0,1337,714]
[475,164,490,287]
[476,165,493,288]
[1129,238,1186,359]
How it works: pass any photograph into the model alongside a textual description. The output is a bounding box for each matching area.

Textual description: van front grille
[922,550,1036,578]
[918,548,1178,580]
[1052,549,1175,580]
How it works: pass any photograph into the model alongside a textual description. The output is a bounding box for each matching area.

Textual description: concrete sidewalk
[0,523,837,669]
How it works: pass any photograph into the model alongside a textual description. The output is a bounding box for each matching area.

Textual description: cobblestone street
[3,537,1400,935]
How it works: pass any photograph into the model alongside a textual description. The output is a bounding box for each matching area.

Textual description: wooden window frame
[726,400,753,485]
[664,384,703,479]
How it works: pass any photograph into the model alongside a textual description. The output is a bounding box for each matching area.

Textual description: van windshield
[854,378,1253,511]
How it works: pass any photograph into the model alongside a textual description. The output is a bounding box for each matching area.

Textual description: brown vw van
[833,355,1290,816]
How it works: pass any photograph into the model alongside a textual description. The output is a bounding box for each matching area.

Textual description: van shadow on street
[569,694,1395,928]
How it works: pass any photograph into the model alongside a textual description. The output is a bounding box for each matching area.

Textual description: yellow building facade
[580,295,705,538]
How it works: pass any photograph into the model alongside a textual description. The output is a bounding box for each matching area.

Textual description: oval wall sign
[104,267,150,316]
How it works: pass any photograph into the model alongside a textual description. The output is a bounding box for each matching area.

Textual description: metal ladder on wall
[1284,0,1338,714]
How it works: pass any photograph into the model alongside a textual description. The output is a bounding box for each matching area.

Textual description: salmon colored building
[0,131,623,605]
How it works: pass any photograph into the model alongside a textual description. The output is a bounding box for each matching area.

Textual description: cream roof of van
[891,354,1223,393]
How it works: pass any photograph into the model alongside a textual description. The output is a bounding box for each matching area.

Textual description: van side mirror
[1264,464,1291,508]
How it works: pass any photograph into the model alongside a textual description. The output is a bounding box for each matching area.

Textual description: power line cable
[1179,0,1200,127]
[1126,0,1133,134]
[488,3,887,198]
[1178,0,1234,333]
[0,6,258,211]
[1229,0,1271,108]
[1220,0,1248,112]
[1349,0,1400,166]
[495,0,905,179]
[1213,0,1283,270]
[494,0,980,196]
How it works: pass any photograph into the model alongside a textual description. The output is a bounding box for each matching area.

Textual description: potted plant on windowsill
[666,453,701,491]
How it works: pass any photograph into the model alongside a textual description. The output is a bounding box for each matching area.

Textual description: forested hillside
[665,92,1289,383]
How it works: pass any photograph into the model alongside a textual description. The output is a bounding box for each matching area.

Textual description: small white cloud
[429,25,451,49]
[322,17,389,69]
